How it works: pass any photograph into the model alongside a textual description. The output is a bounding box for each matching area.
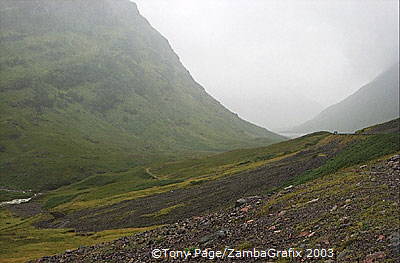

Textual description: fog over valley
[134,0,399,130]
[1,1,399,261]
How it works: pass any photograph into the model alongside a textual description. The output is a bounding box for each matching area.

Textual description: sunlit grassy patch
[0,209,159,263]
[142,204,185,218]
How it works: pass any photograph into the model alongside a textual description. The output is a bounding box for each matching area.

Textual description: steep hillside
[357,118,399,135]
[292,63,399,133]
[0,0,283,191]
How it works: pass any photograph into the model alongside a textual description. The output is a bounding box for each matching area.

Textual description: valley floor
[0,119,398,262]
[31,154,399,263]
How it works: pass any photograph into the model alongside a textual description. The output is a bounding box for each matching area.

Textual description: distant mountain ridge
[0,0,283,190]
[292,63,399,133]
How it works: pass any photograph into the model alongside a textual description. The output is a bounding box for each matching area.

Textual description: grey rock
[235,196,261,207]
[216,230,227,238]
[337,250,349,259]
[389,232,400,251]
[199,234,213,244]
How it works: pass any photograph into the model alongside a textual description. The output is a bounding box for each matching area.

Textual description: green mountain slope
[0,0,284,191]
[292,63,399,133]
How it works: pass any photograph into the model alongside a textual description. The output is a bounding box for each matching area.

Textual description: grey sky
[133,0,399,130]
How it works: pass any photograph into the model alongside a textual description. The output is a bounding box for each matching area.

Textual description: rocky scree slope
[33,155,400,263]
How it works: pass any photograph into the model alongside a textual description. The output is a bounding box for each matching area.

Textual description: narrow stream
[0,197,33,206]
[0,189,39,206]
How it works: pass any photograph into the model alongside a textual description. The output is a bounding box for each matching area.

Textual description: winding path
[145,167,160,180]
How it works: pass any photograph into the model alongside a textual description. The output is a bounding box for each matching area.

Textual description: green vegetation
[260,155,399,262]
[290,133,399,185]
[38,132,329,212]
[0,0,398,261]
[142,204,185,218]
[44,193,82,209]
[31,126,398,216]
[356,118,399,135]
[149,131,329,181]
[0,209,159,263]
[0,0,283,192]
[0,119,398,262]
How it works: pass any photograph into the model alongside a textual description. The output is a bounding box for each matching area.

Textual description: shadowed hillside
[0,0,283,191]
[292,63,399,133]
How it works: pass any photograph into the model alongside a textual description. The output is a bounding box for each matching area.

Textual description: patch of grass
[236,241,253,250]
[132,179,184,192]
[142,204,185,218]
[73,175,117,190]
[290,134,399,185]
[0,208,159,263]
[44,193,81,209]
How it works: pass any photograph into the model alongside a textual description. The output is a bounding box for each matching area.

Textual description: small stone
[330,205,338,212]
[216,230,227,238]
[278,210,286,216]
[298,231,310,237]
[235,196,261,207]
[199,234,213,244]
[322,240,330,245]
[306,198,319,204]
[363,251,386,263]
[240,206,250,213]
[337,250,349,259]
[389,232,400,251]
[235,198,247,207]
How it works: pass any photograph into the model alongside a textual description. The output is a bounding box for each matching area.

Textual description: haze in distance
[134,0,399,131]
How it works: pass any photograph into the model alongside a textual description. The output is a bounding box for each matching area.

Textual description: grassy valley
[0,119,398,262]
[0,0,398,262]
